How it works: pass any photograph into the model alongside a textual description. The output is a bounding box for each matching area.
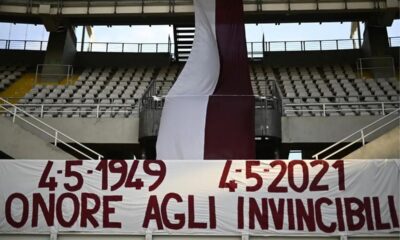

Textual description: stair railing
[313,108,400,160]
[0,97,104,160]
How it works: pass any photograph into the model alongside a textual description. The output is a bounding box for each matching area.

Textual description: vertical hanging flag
[156,0,255,160]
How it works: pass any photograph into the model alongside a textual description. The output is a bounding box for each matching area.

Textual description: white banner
[0,160,399,236]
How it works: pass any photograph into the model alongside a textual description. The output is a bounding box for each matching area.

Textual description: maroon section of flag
[204,0,255,159]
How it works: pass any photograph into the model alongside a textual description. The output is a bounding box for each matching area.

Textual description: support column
[361,19,394,78]
[42,26,77,82]
[362,22,389,57]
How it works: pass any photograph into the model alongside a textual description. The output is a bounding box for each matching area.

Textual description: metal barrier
[35,64,74,84]
[312,108,400,160]
[0,103,138,118]
[76,42,173,54]
[0,97,104,160]
[283,99,400,117]
[0,39,48,51]
[357,57,396,79]
[1,37,398,54]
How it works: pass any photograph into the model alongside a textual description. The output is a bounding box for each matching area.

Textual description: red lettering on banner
[81,193,101,228]
[188,195,207,229]
[237,196,244,229]
[363,197,374,230]
[269,198,285,230]
[287,199,295,230]
[103,195,122,228]
[56,193,80,228]
[388,195,400,228]
[249,198,268,230]
[143,195,163,229]
[373,197,391,230]
[315,198,336,233]
[32,193,54,227]
[209,196,216,229]
[335,198,345,231]
[268,161,288,193]
[161,193,185,230]
[5,193,29,228]
[288,161,309,193]
[345,197,365,231]
[142,194,216,230]
[295,199,316,231]
[309,160,329,191]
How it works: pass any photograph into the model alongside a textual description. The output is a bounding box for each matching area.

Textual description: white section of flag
[156,0,220,160]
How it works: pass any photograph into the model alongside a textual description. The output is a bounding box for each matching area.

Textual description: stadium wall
[0,50,45,66]
[281,115,397,143]
[262,49,361,66]
[0,115,384,145]
[31,118,140,144]
[0,47,398,69]
[74,52,172,68]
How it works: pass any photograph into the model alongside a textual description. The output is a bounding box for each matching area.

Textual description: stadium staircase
[313,108,400,160]
[173,25,195,62]
[0,97,103,160]
[344,126,400,159]
[0,116,74,160]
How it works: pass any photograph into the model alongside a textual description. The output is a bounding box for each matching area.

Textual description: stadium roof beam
[0,0,398,25]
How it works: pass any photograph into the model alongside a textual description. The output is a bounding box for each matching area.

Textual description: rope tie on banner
[50,227,58,240]
[241,232,250,240]
[145,229,153,240]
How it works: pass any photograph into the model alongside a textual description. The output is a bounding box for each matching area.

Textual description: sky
[0,20,399,44]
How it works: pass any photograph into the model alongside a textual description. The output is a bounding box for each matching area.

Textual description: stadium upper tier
[0,63,399,118]
[0,0,398,25]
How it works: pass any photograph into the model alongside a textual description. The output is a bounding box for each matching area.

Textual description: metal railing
[35,64,74,84]
[312,108,400,159]
[357,57,396,79]
[1,37,399,54]
[0,103,138,118]
[140,79,283,111]
[3,96,141,105]
[284,99,400,117]
[0,39,48,51]
[0,97,104,160]
[77,42,173,54]
[264,39,363,52]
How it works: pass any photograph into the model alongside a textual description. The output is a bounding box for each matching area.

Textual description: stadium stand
[3,62,397,119]
[0,66,26,92]
[0,0,400,238]
[0,0,398,161]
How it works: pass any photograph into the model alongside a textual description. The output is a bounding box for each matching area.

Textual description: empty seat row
[0,66,26,91]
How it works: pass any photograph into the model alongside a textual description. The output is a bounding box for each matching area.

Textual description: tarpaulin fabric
[156,0,255,160]
[0,160,399,236]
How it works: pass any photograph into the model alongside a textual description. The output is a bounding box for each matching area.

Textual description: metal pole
[361,130,365,146]
[81,26,85,52]
[357,21,362,49]
[55,131,58,146]
[40,105,44,118]
[35,65,39,84]
[12,107,17,123]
